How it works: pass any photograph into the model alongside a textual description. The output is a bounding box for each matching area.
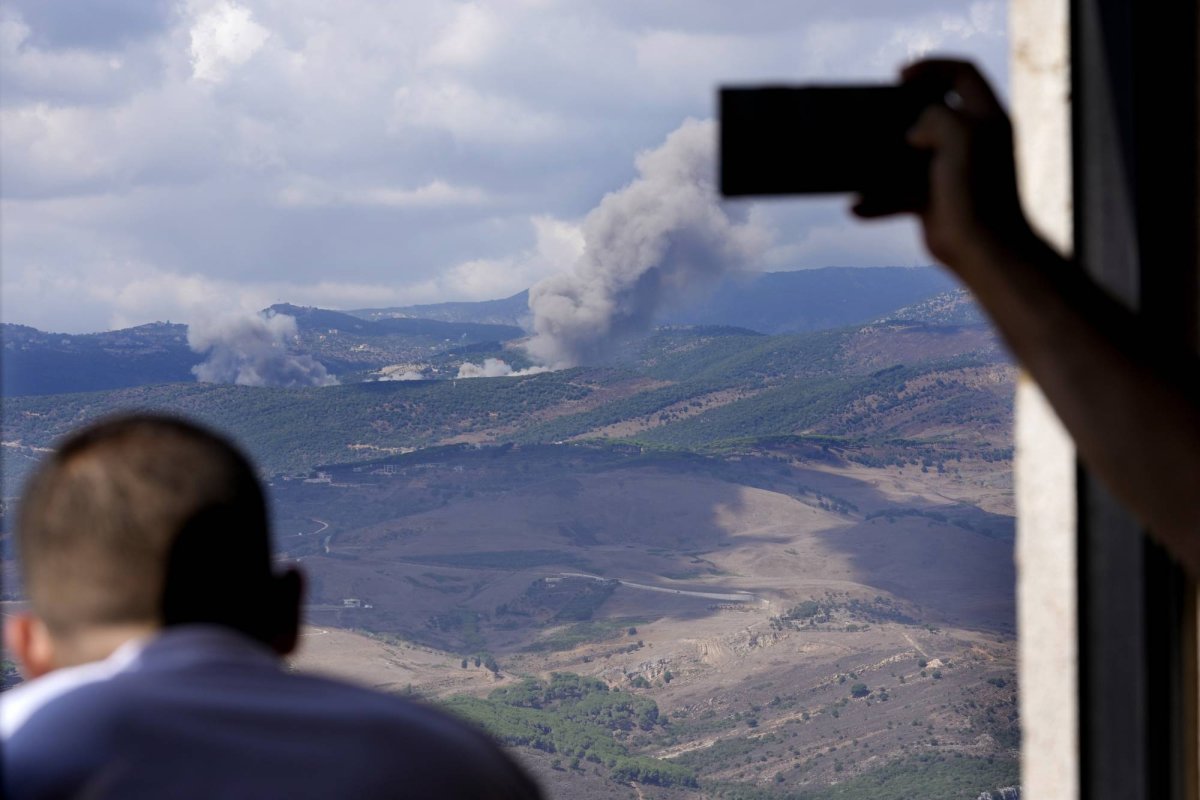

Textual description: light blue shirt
[1,626,540,799]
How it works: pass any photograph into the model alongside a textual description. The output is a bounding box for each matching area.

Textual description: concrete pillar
[1009,1,1078,798]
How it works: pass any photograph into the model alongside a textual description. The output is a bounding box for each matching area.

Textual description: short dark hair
[17,414,275,638]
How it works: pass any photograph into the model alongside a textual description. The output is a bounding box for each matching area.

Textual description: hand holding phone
[719,82,947,209]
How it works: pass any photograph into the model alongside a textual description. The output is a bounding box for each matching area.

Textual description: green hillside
[351,267,958,334]
[2,371,591,478]
[0,302,1019,800]
[2,317,1011,496]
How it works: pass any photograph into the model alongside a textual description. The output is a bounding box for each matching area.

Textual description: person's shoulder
[3,670,137,756]
[1,648,138,741]
[2,667,141,799]
[280,671,542,797]
[282,669,499,748]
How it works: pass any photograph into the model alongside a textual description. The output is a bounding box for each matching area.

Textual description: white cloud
[0,252,427,333]
[1,87,221,198]
[0,11,142,104]
[424,3,504,68]
[436,214,583,302]
[277,177,490,209]
[881,1,1005,64]
[1,0,1008,333]
[189,0,271,83]
[390,81,562,144]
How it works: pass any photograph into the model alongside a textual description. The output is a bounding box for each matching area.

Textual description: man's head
[6,414,301,677]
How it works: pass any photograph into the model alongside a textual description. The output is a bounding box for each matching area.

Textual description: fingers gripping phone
[719,83,946,209]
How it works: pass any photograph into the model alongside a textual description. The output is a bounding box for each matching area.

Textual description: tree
[850,683,870,698]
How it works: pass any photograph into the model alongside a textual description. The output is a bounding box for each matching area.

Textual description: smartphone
[719,84,941,204]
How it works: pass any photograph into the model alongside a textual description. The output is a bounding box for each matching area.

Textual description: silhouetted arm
[858,59,1200,572]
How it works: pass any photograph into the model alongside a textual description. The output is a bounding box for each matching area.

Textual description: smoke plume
[456,358,549,379]
[524,118,766,367]
[188,311,338,387]
[378,369,426,382]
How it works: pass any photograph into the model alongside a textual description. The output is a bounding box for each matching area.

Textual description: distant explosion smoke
[188,311,338,388]
[377,369,426,382]
[525,118,766,367]
[456,358,549,379]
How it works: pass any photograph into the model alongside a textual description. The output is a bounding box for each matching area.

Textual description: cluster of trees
[7,313,1011,491]
[458,653,499,673]
[522,619,638,654]
[771,595,919,632]
[425,609,486,652]
[803,753,1018,800]
[608,758,697,787]
[500,577,617,624]
[5,371,595,476]
[863,505,1014,539]
[489,673,661,731]
[444,673,697,788]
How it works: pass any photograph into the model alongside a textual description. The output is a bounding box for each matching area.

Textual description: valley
[0,273,1020,798]
[286,444,1017,799]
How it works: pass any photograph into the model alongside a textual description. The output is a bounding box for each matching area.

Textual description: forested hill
[0,322,197,396]
[659,266,958,333]
[352,291,532,326]
[3,309,1011,490]
[351,267,957,333]
[267,303,522,341]
[1,311,523,397]
[2,267,957,398]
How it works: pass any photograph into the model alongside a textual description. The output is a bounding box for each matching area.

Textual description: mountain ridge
[3,267,963,397]
[349,267,958,334]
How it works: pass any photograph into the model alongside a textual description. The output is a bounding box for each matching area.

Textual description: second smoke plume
[525,118,766,368]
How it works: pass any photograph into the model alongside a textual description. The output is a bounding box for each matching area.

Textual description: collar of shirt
[126,625,279,673]
[0,626,278,739]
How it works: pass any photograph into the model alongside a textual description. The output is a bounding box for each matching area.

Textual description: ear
[4,613,58,679]
[269,568,304,656]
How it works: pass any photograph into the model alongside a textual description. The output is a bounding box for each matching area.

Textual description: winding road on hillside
[559,572,756,603]
[291,518,329,538]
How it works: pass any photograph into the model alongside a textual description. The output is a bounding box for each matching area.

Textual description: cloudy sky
[1,0,1006,333]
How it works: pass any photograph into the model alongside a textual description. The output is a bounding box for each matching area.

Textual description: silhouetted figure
[1,414,541,799]
[856,59,1200,570]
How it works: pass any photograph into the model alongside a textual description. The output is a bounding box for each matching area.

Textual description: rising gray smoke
[189,311,338,387]
[456,358,549,379]
[524,118,767,367]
